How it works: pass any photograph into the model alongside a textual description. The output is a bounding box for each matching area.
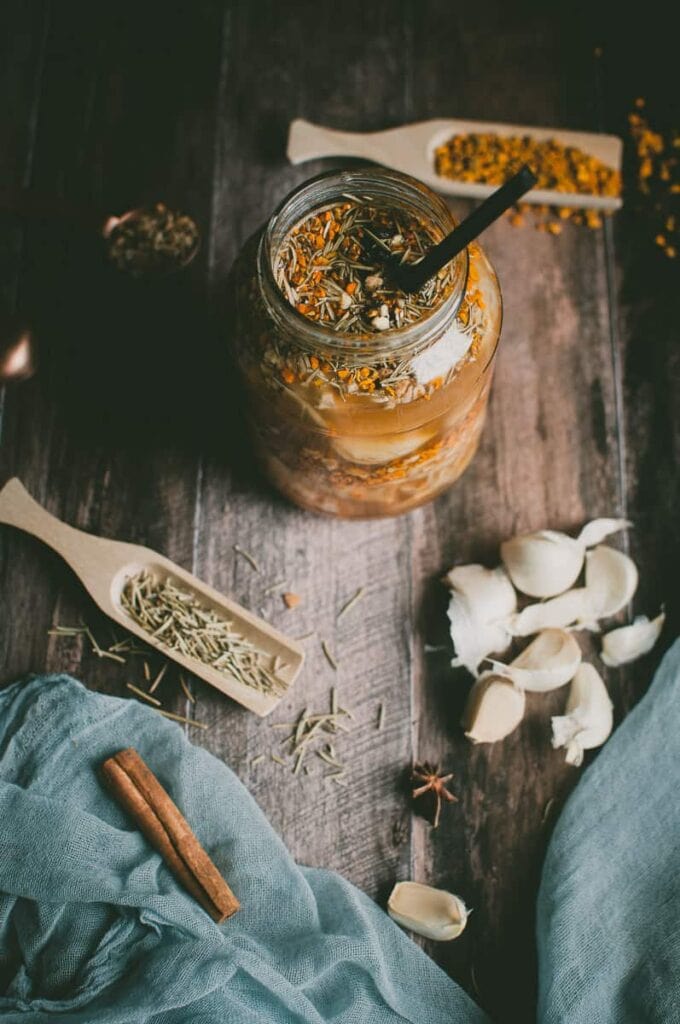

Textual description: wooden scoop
[0,478,304,716]
[287,118,623,211]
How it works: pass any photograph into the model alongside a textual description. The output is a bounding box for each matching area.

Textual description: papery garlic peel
[601,612,665,667]
[388,881,468,941]
[491,628,582,692]
[462,672,526,743]
[446,565,516,675]
[551,663,613,766]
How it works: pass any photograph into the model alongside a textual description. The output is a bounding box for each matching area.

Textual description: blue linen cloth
[1,639,679,1022]
[537,637,680,1023]
[0,673,488,1023]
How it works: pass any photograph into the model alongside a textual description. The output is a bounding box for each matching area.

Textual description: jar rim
[257,166,469,360]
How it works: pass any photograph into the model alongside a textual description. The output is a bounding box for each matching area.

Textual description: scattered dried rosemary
[120,570,287,696]
[105,202,199,277]
[271,688,354,781]
[275,199,454,335]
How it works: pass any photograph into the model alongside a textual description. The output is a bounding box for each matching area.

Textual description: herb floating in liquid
[105,202,200,277]
[120,570,288,696]
[276,199,455,334]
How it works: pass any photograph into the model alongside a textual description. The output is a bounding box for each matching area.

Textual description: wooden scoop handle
[0,477,103,577]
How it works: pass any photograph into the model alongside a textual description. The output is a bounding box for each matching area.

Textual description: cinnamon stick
[101,747,239,923]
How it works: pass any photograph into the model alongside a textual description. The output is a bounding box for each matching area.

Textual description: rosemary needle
[263,579,287,595]
[179,673,195,705]
[126,683,162,707]
[337,586,364,621]
[377,702,385,731]
[149,662,169,694]
[233,544,260,572]
[321,640,338,671]
[158,709,209,730]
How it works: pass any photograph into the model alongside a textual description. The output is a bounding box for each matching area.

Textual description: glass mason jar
[230,168,502,518]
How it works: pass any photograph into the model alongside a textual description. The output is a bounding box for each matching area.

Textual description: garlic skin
[584,545,638,618]
[446,565,516,675]
[388,881,468,941]
[490,628,581,692]
[601,612,665,667]
[500,519,631,599]
[551,663,613,766]
[508,588,597,637]
[577,518,631,548]
[462,672,526,743]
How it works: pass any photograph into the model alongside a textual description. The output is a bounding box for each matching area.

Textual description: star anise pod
[412,762,458,829]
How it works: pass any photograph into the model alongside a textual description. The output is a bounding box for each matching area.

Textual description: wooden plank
[0,0,52,677]
[405,7,625,1020]
[0,5,222,718]
[594,10,680,717]
[194,0,415,896]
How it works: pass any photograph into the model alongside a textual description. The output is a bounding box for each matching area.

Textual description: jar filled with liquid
[230,168,502,517]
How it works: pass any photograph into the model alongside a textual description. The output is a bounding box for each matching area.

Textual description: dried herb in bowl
[104,202,200,277]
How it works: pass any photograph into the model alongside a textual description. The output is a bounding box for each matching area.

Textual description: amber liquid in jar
[231,169,502,518]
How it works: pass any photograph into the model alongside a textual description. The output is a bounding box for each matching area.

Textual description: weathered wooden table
[1,3,678,1020]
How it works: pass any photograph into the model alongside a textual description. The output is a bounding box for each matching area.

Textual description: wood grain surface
[1,2,677,1020]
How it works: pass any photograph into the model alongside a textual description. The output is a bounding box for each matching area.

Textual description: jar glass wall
[230,168,502,518]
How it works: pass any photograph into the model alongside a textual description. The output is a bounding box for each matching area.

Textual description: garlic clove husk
[601,611,665,667]
[446,565,516,675]
[388,881,468,941]
[462,672,526,743]
[444,564,517,621]
[577,518,631,549]
[490,628,582,692]
[584,545,638,619]
[551,663,613,766]
[500,530,584,598]
[508,588,596,637]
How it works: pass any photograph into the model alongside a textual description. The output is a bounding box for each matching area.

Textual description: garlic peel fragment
[577,518,631,548]
[508,589,597,637]
[462,672,526,743]
[551,663,613,766]
[601,612,665,667]
[585,545,638,618]
[490,628,581,692]
[446,565,516,675]
[388,881,468,941]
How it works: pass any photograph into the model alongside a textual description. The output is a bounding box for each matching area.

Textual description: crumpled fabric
[537,637,680,1023]
[0,673,488,1023]
[1,639,679,1022]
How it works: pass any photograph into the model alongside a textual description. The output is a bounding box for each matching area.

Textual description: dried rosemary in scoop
[120,570,287,696]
